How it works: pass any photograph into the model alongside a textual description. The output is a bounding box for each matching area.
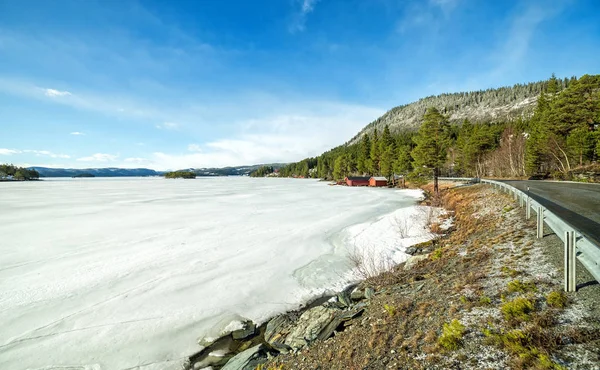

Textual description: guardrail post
[518,193,523,207]
[526,197,531,219]
[537,207,544,238]
[513,190,518,201]
[564,231,577,292]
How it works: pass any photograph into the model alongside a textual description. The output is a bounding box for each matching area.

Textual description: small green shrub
[438,319,466,350]
[383,304,397,317]
[484,327,565,369]
[501,297,534,322]
[479,295,492,305]
[507,279,537,294]
[536,354,566,370]
[501,266,520,277]
[546,291,568,308]
[431,248,443,261]
[503,206,514,213]
[460,295,469,304]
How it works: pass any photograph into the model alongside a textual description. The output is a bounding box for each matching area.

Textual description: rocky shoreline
[186,183,600,370]
[185,250,430,370]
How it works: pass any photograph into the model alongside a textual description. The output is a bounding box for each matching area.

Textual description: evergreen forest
[258,75,600,182]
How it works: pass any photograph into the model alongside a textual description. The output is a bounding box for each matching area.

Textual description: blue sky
[1,0,599,170]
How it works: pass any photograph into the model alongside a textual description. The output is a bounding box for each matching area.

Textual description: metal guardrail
[439,177,600,292]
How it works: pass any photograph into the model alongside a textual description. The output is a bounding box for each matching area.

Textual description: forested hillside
[347,78,569,144]
[0,164,40,180]
[269,75,600,181]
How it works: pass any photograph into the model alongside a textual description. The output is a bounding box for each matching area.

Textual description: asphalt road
[499,180,600,246]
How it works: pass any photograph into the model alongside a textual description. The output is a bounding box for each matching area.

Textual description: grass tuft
[431,248,443,261]
[501,297,534,322]
[383,304,397,317]
[438,319,466,350]
[507,279,537,294]
[546,291,568,309]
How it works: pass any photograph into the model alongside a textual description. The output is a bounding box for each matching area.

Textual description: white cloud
[187,144,202,152]
[397,0,459,33]
[155,122,179,130]
[128,103,383,170]
[0,148,21,155]
[70,131,85,136]
[23,150,70,159]
[290,0,319,33]
[77,153,119,162]
[124,157,147,163]
[44,88,72,97]
[0,148,69,158]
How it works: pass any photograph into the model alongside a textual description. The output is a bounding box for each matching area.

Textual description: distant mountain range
[29,167,161,178]
[29,164,286,178]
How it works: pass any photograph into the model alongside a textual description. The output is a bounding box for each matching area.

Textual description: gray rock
[365,287,375,300]
[403,254,429,270]
[405,247,417,255]
[350,289,364,301]
[264,314,295,352]
[221,344,269,370]
[284,306,340,350]
[232,321,256,340]
[336,290,352,308]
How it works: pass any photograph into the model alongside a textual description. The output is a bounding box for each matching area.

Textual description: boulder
[264,314,295,352]
[350,288,364,301]
[232,321,256,340]
[336,290,352,308]
[221,344,270,370]
[365,287,375,300]
[405,246,417,255]
[284,306,340,350]
[403,254,429,270]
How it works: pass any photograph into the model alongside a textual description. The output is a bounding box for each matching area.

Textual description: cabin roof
[346,176,370,181]
[370,176,387,181]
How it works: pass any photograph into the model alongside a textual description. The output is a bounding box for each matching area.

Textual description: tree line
[164,171,196,179]
[256,75,600,184]
[0,164,40,180]
[249,166,275,177]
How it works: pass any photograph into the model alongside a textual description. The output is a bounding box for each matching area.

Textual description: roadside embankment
[260,183,599,370]
[187,183,599,370]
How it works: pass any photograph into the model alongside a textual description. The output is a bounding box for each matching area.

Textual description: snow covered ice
[0,177,436,369]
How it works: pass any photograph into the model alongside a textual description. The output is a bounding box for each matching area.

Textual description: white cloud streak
[0,148,69,158]
[70,131,85,136]
[23,150,71,159]
[0,148,21,155]
[187,144,202,152]
[155,122,179,130]
[44,88,72,97]
[111,103,384,170]
[77,153,119,162]
[289,0,319,33]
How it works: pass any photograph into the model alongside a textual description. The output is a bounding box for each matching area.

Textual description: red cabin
[345,176,370,187]
[369,176,388,187]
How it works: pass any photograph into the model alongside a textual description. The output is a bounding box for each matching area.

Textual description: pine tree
[333,155,347,180]
[379,125,395,179]
[411,107,450,194]
[370,129,380,175]
[525,91,550,175]
[357,133,371,175]
[567,127,595,167]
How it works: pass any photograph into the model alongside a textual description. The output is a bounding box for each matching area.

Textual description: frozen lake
[0,177,434,369]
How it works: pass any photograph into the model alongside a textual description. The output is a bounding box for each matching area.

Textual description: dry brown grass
[263,184,599,370]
